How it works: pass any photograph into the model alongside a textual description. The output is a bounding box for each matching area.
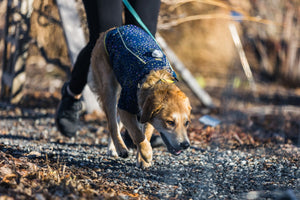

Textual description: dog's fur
[89,28,192,168]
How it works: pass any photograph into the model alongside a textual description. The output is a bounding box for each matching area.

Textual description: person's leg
[56,0,122,137]
[124,0,161,35]
[69,0,122,95]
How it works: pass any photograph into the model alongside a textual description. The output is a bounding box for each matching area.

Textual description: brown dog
[89,25,191,168]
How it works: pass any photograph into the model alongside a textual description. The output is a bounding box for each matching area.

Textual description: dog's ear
[140,95,162,123]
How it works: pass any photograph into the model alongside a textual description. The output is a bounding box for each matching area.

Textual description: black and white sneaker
[55,82,82,137]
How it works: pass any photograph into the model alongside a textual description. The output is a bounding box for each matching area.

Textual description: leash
[122,0,156,42]
[122,0,177,80]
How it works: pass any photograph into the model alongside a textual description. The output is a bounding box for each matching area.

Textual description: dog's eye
[166,120,176,127]
[184,120,190,127]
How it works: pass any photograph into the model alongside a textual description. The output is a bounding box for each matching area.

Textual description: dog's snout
[180,141,190,149]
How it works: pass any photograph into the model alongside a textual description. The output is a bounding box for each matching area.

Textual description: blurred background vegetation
[0,0,299,108]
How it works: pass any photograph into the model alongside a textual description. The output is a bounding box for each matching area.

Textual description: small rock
[35,194,46,200]
[246,191,260,200]
[27,151,41,157]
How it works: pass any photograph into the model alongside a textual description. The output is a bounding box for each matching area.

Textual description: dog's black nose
[180,141,190,149]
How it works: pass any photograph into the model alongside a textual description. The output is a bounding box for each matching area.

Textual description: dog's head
[139,77,192,155]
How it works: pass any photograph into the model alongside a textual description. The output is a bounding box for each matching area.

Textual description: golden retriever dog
[89,25,191,168]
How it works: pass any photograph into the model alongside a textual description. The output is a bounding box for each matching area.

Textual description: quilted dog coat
[105,25,175,114]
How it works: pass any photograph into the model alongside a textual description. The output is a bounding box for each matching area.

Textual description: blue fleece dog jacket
[105,25,175,114]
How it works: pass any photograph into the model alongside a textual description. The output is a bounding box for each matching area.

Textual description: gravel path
[0,104,300,199]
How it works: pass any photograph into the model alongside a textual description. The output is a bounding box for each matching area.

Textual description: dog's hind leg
[91,33,128,158]
[103,84,129,158]
[107,115,124,157]
[94,72,128,158]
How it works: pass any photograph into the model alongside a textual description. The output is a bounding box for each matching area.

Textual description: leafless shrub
[241,0,300,87]
[160,0,300,87]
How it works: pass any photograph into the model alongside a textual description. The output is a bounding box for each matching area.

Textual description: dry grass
[0,148,152,199]
[159,1,237,80]
[0,152,113,199]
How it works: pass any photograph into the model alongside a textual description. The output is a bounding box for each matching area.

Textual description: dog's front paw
[137,139,152,163]
[136,152,152,168]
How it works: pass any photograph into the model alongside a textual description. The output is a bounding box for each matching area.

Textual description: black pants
[69,0,161,94]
